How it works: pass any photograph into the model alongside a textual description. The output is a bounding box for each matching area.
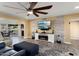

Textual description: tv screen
[38,20,51,30]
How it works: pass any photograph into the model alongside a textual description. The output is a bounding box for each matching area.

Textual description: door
[70,21,79,40]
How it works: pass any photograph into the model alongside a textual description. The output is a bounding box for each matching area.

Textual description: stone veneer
[54,16,64,42]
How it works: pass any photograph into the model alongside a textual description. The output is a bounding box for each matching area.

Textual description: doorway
[70,21,79,40]
[70,21,79,49]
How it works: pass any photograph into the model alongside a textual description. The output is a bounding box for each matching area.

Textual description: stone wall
[54,16,64,42]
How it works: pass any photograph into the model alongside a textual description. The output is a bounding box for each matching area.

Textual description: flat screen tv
[38,20,51,30]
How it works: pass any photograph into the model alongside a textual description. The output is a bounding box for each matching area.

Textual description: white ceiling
[0,2,79,19]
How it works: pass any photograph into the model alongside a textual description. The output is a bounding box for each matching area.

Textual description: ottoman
[13,41,39,56]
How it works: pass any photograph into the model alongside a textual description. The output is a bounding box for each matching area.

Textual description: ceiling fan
[4,2,53,17]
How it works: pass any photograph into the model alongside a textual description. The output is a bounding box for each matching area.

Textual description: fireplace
[38,35,48,41]
[35,33,54,43]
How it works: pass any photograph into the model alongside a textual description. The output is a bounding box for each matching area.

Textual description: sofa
[0,41,39,56]
[13,41,39,56]
[0,41,25,56]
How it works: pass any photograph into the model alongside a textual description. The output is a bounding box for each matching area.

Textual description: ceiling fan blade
[33,12,39,17]
[34,5,52,10]
[36,11,48,14]
[4,5,26,11]
[29,2,37,10]
[17,2,27,10]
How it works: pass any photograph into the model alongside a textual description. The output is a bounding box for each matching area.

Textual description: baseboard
[64,42,72,44]
[24,37,32,39]
[24,37,27,39]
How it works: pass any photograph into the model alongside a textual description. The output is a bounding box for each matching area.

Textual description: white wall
[0,18,17,24]
[70,21,79,40]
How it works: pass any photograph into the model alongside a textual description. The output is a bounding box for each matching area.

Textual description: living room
[0,1,79,56]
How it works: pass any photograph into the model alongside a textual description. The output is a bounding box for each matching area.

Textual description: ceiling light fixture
[27,11,33,14]
[75,6,79,9]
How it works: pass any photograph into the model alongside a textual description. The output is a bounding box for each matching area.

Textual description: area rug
[37,43,79,56]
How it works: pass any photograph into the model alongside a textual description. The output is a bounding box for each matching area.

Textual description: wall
[64,13,79,43]
[15,13,79,43]
[29,16,65,43]
[29,17,55,38]
[64,16,71,43]
[28,13,79,43]
[27,20,32,38]
[0,12,23,20]
[29,13,79,43]
[0,12,30,39]
[54,16,64,42]
[1,11,79,42]
[0,18,17,24]
[16,20,30,38]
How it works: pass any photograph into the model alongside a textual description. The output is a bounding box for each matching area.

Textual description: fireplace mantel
[35,33,54,43]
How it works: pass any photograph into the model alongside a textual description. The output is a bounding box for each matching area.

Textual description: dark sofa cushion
[0,42,6,50]
[13,41,39,56]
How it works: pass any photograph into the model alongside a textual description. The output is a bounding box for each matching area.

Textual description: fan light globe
[28,11,33,14]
